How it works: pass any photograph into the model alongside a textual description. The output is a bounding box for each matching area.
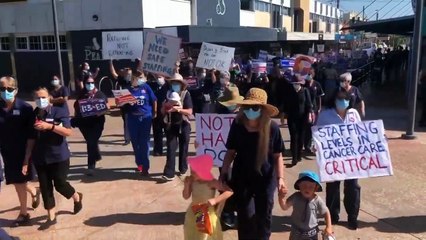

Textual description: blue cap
[294,171,323,192]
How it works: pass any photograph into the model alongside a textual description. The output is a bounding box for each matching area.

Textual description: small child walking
[279,171,334,240]
[183,154,233,240]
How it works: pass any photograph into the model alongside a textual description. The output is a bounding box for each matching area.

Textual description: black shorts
[2,151,34,185]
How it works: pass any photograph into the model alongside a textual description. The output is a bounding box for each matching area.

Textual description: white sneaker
[162,175,175,181]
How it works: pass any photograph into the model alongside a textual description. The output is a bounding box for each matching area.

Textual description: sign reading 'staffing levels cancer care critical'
[141,32,181,77]
[196,42,235,72]
[312,120,393,182]
[102,31,143,60]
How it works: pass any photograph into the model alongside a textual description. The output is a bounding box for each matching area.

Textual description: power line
[396,6,414,18]
[388,2,413,18]
[379,0,406,19]
[366,0,393,20]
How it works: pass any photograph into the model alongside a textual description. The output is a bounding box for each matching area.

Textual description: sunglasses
[0,87,15,92]
[243,105,261,111]
[340,80,350,83]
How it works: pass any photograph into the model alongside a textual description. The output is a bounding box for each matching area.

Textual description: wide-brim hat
[294,171,323,192]
[234,88,279,117]
[167,73,187,88]
[188,155,214,181]
[218,86,244,107]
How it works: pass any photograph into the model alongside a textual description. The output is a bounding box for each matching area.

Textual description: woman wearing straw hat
[162,73,193,181]
[216,86,244,114]
[221,88,288,240]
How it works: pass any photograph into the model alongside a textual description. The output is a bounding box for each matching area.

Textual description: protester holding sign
[76,62,100,95]
[221,88,287,239]
[162,73,193,181]
[0,76,40,227]
[72,76,108,175]
[30,87,83,230]
[122,71,157,175]
[338,72,366,118]
[315,89,362,230]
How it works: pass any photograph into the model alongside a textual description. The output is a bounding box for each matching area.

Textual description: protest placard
[102,31,143,60]
[79,98,108,117]
[252,61,267,73]
[112,89,137,107]
[258,50,268,61]
[184,77,199,90]
[317,44,325,53]
[196,114,236,167]
[141,31,181,77]
[312,120,393,182]
[196,42,235,72]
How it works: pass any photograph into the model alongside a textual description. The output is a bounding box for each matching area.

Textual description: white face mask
[340,82,348,88]
[84,66,90,71]
[293,84,301,91]
[157,77,165,85]
[51,79,60,86]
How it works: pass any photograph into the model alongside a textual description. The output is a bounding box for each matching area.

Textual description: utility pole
[402,0,424,139]
[376,10,379,21]
[336,0,340,8]
[362,6,365,21]
[51,0,64,85]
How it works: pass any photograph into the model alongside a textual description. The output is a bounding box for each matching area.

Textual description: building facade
[0,0,344,91]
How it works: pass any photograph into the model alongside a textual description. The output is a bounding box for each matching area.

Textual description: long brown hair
[236,106,271,172]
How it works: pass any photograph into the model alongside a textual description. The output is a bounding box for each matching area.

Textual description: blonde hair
[236,106,271,172]
[0,76,18,88]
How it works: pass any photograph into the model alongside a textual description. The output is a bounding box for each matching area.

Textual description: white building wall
[240,10,256,27]
[143,0,191,28]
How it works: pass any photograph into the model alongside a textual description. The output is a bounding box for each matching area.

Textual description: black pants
[120,108,130,142]
[288,117,305,162]
[152,116,165,155]
[326,179,361,223]
[420,85,426,124]
[233,176,276,240]
[35,160,75,210]
[217,167,236,217]
[163,122,190,178]
[79,118,105,168]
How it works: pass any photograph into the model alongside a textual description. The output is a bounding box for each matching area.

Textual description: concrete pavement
[0,99,426,240]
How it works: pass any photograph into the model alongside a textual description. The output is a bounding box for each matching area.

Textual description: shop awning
[341,15,414,35]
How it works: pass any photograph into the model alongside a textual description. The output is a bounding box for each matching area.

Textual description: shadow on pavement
[271,215,292,233]
[84,212,185,227]
[0,228,20,240]
[359,215,426,234]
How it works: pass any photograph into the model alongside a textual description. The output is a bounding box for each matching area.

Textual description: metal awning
[341,15,414,35]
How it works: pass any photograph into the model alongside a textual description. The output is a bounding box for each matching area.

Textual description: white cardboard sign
[102,31,143,60]
[196,42,235,72]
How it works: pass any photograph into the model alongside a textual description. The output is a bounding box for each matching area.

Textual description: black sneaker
[38,218,57,231]
[12,214,30,227]
[347,219,358,230]
[74,192,83,214]
[141,169,149,177]
[162,175,175,181]
[32,188,41,209]
[221,212,236,229]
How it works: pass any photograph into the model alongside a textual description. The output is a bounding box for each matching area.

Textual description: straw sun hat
[234,88,279,117]
[218,86,244,107]
[167,73,187,89]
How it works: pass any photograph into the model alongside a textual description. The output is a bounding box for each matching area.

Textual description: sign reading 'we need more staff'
[196,42,235,72]
[312,120,393,182]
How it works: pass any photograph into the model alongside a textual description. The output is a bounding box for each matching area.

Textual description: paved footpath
[1,100,426,240]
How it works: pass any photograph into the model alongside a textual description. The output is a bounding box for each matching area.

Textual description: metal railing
[349,61,375,87]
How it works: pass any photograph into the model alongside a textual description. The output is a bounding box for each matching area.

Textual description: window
[255,1,270,12]
[42,35,56,50]
[326,23,331,33]
[281,6,289,16]
[0,37,10,51]
[314,1,317,13]
[320,3,323,15]
[59,35,67,50]
[326,6,328,16]
[241,0,252,11]
[29,36,41,50]
[16,37,28,50]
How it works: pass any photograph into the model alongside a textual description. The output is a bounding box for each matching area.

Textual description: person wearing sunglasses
[72,76,108,175]
[315,89,362,230]
[30,87,82,230]
[338,72,365,118]
[221,88,288,239]
[0,77,41,227]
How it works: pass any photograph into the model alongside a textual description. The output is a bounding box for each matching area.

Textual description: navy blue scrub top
[31,105,71,165]
[49,86,70,109]
[0,99,35,152]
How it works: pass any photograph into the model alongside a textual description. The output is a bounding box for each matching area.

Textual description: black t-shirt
[304,80,324,112]
[226,120,283,180]
[285,87,313,117]
[165,90,193,126]
[117,76,131,89]
[148,81,169,116]
[49,86,70,110]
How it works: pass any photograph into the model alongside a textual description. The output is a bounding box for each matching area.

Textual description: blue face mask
[171,83,181,92]
[0,89,15,102]
[35,98,49,109]
[335,99,350,110]
[227,105,237,111]
[137,78,146,86]
[85,83,95,91]
[243,108,262,120]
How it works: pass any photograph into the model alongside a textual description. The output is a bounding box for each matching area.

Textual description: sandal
[32,188,41,209]
[12,213,31,227]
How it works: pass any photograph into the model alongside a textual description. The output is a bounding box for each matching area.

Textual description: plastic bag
[191,203,213,235]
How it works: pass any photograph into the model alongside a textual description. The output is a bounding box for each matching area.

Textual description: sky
[321,0,414,20]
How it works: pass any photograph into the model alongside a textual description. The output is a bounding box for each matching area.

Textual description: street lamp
[51,0,64,86]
